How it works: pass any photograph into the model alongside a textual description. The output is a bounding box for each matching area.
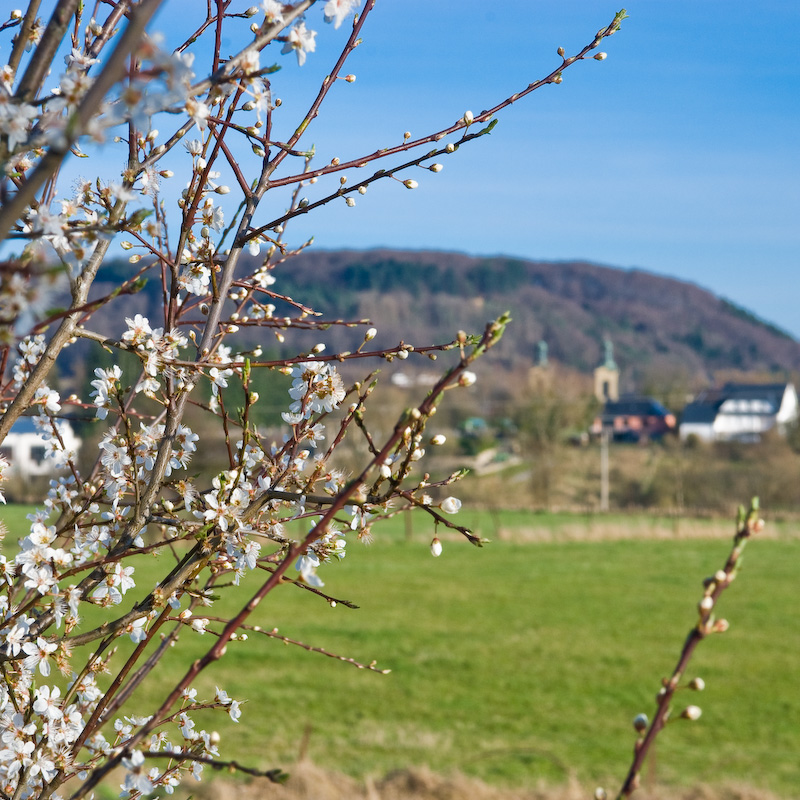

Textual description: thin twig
[614,498,764,799]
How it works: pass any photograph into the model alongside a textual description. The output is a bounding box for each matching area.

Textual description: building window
[30,446,46,465]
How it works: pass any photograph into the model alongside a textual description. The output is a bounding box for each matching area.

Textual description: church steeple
[536,340,549,368]
[594,338,619,402]
[528,339,552,391]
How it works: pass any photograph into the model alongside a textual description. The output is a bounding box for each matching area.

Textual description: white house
[0,416,82,477]
[679,383,799,443]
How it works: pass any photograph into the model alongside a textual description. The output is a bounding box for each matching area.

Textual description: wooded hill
[265,249,800,383]
[86,248,800,394]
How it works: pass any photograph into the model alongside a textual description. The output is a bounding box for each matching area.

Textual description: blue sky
[80,2,800,339]
[220,0,798,339]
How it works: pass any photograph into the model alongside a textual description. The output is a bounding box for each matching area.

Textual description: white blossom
[295,552,324,587]
[21,637,58,676]
[261,0,285,24]
[282,22,317,66]
[324,0,360,29]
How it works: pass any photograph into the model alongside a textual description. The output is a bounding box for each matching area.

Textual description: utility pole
[600,428,610,511]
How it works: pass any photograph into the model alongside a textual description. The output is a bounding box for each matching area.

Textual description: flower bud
[345,74,356,83]
[445,143,456,153]
[688,677,705,691]
[440,496,461,515]
[594,52,607,60]
[633,713,648,732]
[364,327,377,340]
[594,789,607,800]
[345,196,356,207]
[403,131,411,140]
[358,185,367,195]
[698,596,714,612]
[459,370,477,387]
[430,537,443,557]
[557,46,565,57]
[403,179,418,189]
[429,163,443,172]
[462,110,474,125]
[682,705,702,721]
[431,434,446,446]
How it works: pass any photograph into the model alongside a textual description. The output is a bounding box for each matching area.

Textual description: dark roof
[680,403,719,424]
[720,383,789,406]
[8,417,39,435]
[7,417,78,436]
[681,383,792,422]
[603,396,672,418]
[722,382,789,393]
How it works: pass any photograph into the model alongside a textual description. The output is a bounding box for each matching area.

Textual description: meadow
[1,506,798,796]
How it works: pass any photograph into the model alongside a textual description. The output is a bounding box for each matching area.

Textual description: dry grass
[454,436,800,517]
[491,518,757,543]
[194,761,785,800]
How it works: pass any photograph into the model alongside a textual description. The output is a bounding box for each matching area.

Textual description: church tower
[594,338,619,403]
[529,340,552,392]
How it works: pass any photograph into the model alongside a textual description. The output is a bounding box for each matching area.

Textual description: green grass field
[2,506,798,795]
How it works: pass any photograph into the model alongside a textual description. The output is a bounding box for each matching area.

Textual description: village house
[0,416,82,477]
[588,338,677,442]
[679,382,799,443]
[591,396,678,442]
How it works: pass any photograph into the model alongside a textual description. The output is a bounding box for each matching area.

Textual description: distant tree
[516,365,597,507]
